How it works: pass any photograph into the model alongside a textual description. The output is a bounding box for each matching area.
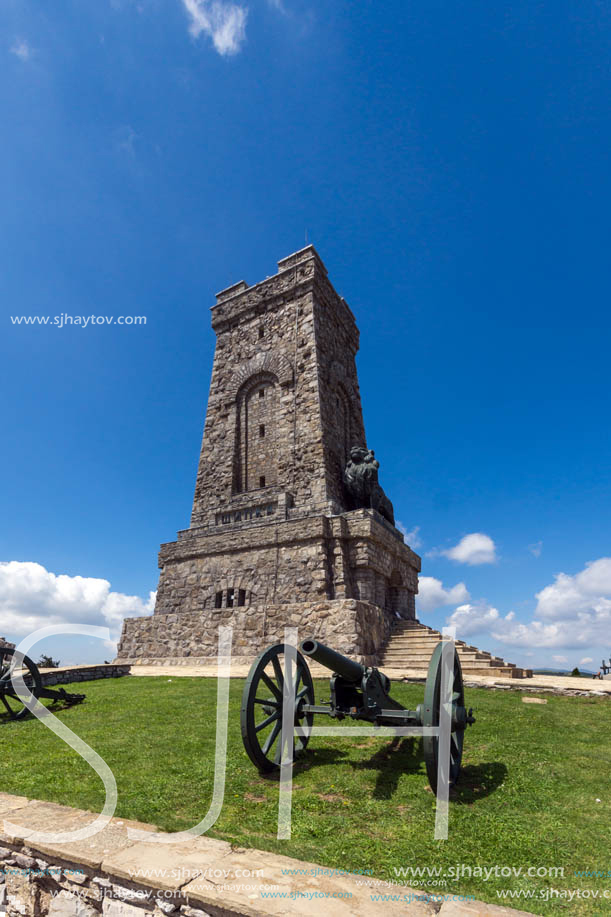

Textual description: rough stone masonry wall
[38,665,130,687]
[190,246,369,530]
[117,599,395,666]
[191,257,325,526]
[0,844,136,917]
[117,507,420,665]
[3,794,515,917]
[154,515,332,614]
[0,637,16,650]
[0,808,271,917]
[152,510,420,618]
[312,269,367,512]
[0,839,268,917]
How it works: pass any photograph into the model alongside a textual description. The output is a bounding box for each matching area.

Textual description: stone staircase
[380,619,533,678]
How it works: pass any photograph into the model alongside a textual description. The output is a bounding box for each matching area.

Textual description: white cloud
[444,533,497,565]
[0,562,155,655]
[552,655,568,664]
[396,522,422,550]
[580,657,593,665]
[181,0,247,56]
[535,558,611,619]
[444,557,611,652]
[434,533,497,566]
[10,40,32,61]
[446,602,575,649]
[529,541,543,558]
[446,602,515,638]
[417,577,470,612]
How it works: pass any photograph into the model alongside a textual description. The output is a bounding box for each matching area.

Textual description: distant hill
[532,668,597,677]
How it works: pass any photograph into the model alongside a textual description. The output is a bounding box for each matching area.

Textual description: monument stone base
[116,598,398,667]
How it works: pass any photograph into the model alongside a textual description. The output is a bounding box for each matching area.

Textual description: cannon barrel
[299,638,366,683]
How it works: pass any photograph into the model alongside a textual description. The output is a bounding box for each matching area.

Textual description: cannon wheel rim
[240,644,314,773]
[0,647,42,721]
[421,642,465,792]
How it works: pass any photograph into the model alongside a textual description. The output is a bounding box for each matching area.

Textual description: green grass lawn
[2,677,610,916]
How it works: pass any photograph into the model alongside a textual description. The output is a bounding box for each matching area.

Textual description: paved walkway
[124,664,611,694]
[30,663,611,699]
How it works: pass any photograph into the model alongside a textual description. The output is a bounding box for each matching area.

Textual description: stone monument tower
[117,246,420,664]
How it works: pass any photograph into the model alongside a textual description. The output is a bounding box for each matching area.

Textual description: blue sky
[1,0,610,671]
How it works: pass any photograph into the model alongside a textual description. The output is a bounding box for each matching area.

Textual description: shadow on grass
[259,737,424,799]
[261,746,352,782]
[303,737,508,803]
[352,737,425,799]
[450,762,508,803]
[0,697,86,724]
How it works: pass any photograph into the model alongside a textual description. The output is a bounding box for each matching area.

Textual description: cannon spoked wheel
[241,644,314,773]
[0,647,42,721]
[421,642,473,793]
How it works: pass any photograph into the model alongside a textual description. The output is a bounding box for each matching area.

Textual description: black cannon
[241,637,475,792]
[0,647,86,721]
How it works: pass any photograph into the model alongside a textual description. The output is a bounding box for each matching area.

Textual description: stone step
[381,653,494,664]
[457,659,512,669]
[393,629,441,640]
[394,620,432,626]
[382,661,506,672]
[383,638,446,646]
[387,638,475,649]
[385,639,450,647]
[380,619,532,678]
[463,666,529,677]
[382,664,532,679]
[382,649,502,661]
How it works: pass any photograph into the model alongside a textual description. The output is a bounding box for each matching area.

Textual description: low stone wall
[0,637,16,650]
[39,665,130,687]
[1,799,413,917]
[0,794,533,917]
[116,599,396,666]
